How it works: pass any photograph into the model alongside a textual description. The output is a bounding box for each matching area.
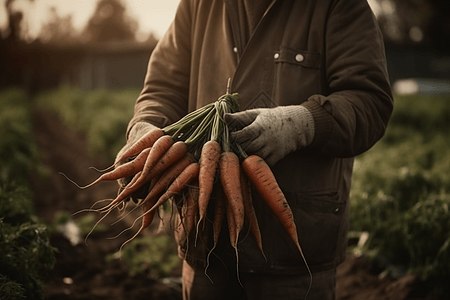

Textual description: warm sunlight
[0,0,180,40]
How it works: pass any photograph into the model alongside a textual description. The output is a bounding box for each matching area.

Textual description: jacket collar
[224,0,278,60]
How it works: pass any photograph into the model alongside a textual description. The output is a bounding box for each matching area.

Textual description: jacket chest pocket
[272,47,322,105]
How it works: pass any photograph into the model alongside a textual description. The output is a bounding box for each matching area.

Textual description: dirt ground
[30,110,439,300]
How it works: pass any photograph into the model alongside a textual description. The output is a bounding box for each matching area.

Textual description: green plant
[403,194,450,292]
[349,93,450,296]
[109,235,180,279]
[0,275,26,300]
[0,88,46,182]
[35,86,138,162]
[0,182,55,300]
[0,88,55,299]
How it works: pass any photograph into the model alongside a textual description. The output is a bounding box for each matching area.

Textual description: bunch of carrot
[69,88,310,287]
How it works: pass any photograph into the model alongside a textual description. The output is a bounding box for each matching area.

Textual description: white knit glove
[225,106,315,166]
[115,122,159,202]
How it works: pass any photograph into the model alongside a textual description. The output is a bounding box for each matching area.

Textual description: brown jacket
[128,0,393,274]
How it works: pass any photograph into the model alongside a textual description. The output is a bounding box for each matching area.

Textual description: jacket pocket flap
[288,190,345,215]
[275,47,321,68]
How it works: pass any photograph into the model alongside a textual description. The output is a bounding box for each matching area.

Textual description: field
[1,87,449,299]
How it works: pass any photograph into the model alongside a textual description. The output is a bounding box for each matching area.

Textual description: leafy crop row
[35,86,137,162]
[350,94,450,296]
[0,88,55,300]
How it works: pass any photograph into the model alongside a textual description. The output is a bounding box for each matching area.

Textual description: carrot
[219,151,244,244]
[145,140,189,181]
[115,127,164,163]
[240,168,265,260]
[145,162,200,215]
[61,147,150,189]
[108,172,157,231]
[225,198,237,249]
[183,181,199,236]
[225,194,242,286]
[211,186,226,250]
[96,169,150,214]
[197,140,221,229]
[179,181,199,257]
[241,156,296,247]
[126,136,182,191]
[241,154,312,294]
[141,197,158,231]
[204,184,226,282]
[139,134,174,174]
[141,152,195,204]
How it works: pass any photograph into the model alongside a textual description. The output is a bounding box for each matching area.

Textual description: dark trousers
[182,259,336,300]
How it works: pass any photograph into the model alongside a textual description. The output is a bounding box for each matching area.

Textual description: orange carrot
[127,137,183,191]
[97,169,150,213]
[139,134,174,173]
[141,152,195,204]
[212,185,226,250]
[61,147,150,189]
[240,168,265,260]
[205,185,226,280]
[180,181,199,257]
[241,155,299,249]
[219,151,244,244]
[197,140,221,227]
[146,162,200,214]
[145,140,189,180]
[225,199,237,249]
[225,195,242,286]
[183,181,199,236]
[141,195,158,231]
[241,155,311,292]
[116,127,164,163]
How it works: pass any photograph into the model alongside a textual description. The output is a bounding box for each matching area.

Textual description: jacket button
[233,47,238,53]
[295,54,304,62]
[274,53,280,59]
[334,208,340,213]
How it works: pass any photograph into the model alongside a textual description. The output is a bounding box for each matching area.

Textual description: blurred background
[0,0,179,92]
[0,0,449,93]
[1,1,450,300]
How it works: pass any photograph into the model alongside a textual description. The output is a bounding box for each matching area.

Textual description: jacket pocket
[277,190,346,269]
[272,47,322,105]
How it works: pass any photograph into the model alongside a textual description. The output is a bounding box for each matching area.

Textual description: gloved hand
[115,121,159,202]
[224,105,315,166]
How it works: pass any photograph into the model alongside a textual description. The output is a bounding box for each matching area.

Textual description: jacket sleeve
[302,0,394,158]
[126,0,193,138]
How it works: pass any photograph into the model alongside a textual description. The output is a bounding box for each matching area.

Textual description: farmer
[116,0,394,299]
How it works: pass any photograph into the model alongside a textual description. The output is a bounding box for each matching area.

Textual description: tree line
[2,0,158,45]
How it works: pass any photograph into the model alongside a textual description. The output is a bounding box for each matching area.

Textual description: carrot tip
[59,171,99,189]
[59,172,83,189]
[194,218,202,247]
[89,164,115,173]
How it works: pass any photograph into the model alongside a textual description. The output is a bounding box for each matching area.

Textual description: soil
[30,110,440,300]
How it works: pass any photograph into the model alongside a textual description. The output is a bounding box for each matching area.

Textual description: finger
[224,110,260,131]
[230,122,262,146]
[263,152,279,167]
[238,135,266,157]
